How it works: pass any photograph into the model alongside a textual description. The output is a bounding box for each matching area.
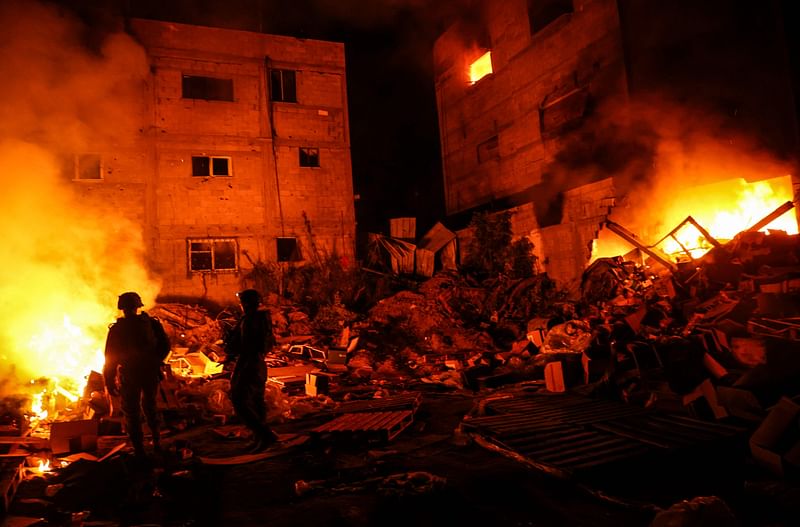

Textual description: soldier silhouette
[103,292,170,457]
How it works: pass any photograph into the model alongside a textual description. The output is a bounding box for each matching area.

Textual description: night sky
[53,0,468,238]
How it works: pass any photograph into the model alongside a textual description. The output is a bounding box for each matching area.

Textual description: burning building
[0,3,354,422]
[433,0,800,290]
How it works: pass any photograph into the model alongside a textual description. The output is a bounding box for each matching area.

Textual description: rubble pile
[6,215,800,526]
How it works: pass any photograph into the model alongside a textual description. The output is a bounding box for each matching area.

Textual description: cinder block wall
[75,19,356,306]
[434,0,626,215]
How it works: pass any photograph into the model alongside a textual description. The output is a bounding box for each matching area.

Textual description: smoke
[0,1,158,392]
[538,93,796,233]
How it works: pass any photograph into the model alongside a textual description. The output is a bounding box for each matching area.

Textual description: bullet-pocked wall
[73,19,356,305]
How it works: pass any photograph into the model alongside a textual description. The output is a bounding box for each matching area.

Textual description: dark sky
[53,0,466,237]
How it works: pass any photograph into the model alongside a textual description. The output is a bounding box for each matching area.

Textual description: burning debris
[3,192,800,526]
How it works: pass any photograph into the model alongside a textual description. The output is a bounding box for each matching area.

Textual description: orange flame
[592,175,797,261]
[469,51,493,84]
[37,459,51,473]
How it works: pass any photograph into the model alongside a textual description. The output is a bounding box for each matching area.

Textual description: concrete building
[434,0,798,289]
[69,19,355,305]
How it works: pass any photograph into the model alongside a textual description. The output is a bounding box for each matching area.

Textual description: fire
[469,51,493,84]
[0,143,160,427]
[37,459,51,474]
[21,310,112,424]
[593,175,797,262]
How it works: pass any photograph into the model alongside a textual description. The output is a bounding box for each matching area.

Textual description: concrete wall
[434,0,626,215]
[72,19,355,305]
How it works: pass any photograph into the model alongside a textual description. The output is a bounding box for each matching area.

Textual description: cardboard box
[682,379,728,420]
[50,419,98,454]
[749,396,800,476]
[544,362,566,393]
[305,384,327,396]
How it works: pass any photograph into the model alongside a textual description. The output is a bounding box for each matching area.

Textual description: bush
[462,211,537,280]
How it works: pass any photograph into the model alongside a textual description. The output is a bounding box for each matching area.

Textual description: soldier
[103,292,170,458]
[225,289,279,453]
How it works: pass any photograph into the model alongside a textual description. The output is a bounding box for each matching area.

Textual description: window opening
[270,69,297,103]
[477,136,500,163]
[277,237,301,262]
[182,75,234,101]
[188,238,238,272]
[299,147,320,168]
[469,51,493,84]
[192,156,232,177]
[527,0,573,34]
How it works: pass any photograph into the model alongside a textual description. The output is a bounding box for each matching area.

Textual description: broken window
[188,238,238,272]
[539,87,588,137]
[527,0,573,34]
[276,237,301,262]
[299,147,320,168]
[182,75,234,102]
[270,69,297,103]
[63,154,102,181]
[477,136,500,163]
[191,156,231,177]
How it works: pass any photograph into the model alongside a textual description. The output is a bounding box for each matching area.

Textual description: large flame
[0,1,156,424]
[0,142,159,423]
[592,175,797,261]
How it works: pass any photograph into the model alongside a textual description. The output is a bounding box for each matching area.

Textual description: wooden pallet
[333,393,422,415]
[1,457,25,515]
[311,410,414,443]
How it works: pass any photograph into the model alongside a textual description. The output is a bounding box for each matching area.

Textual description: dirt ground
[10,386,800,527]
[11,390,656,527]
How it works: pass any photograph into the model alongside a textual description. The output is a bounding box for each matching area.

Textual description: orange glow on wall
[469,51,493,84]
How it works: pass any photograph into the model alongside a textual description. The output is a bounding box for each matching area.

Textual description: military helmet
[117,291,144,310]
[236,289,261,308]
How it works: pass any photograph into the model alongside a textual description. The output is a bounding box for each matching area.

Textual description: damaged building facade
[434,0,800,289]
[68,19,356,304]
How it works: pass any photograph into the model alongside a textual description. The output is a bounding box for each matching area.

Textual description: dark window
[62,153,102,180]
[477,136,500,163]
[191,156,231,177]
[299,147,320,168]
[527,0,573,34]
[182,75,234,101]
[270,69,297,102]
[277,237,301,262]
[188,238,238,272]
[539,88,588,137]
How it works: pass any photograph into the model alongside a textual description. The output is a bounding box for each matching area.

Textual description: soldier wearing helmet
[103,291,170,458]
[224,289,279,452]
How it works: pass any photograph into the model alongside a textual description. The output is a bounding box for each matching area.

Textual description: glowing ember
[592,175,797,262]
[469,51,493,84]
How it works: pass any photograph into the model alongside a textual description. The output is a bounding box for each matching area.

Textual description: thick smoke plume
[0,1,158,393]
[540,94,796,228]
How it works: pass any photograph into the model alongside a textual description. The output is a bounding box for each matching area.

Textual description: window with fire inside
[188,238,238,273]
